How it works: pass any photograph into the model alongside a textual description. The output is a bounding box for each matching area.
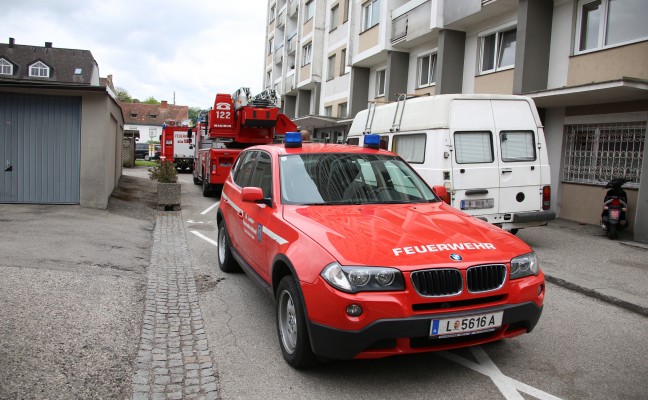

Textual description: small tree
[143,96,160,105]
[148,161,177,183]
[115,87,133,103]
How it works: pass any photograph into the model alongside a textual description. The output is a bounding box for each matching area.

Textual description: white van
[347,94,555,233]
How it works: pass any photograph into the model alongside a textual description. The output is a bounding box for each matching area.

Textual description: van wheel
[144,155,150,161]
[509,229,519,235]
[276,276,317,369]
[193,177,201,185]
[202,178,211,197]
[217,221,240,272]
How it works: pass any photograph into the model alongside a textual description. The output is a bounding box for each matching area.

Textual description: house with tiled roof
[0,37,124,209]
[120,101,189,144]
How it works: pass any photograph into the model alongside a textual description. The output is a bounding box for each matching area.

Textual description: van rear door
[449,100,500,218]
[491,100,543,213]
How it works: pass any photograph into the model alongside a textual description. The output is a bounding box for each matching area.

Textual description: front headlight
[510,252,539,279]
[321,263,405,293]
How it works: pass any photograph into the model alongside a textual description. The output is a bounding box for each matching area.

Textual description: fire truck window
[233,151,258,188]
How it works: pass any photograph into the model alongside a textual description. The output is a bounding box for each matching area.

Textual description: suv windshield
[280,153,438,205]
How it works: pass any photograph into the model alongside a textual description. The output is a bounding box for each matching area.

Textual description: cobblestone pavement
[132,212,219,400]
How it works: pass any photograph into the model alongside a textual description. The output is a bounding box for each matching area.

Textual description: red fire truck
[160,122,195,171]
[192,87,297,196]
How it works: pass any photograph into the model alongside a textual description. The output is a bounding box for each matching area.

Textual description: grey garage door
[0,93,81,204]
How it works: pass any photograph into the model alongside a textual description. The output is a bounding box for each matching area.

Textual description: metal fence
[563,121,645,188]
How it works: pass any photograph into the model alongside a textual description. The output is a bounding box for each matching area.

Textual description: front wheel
[276,276,317,369]
[217,221,240,272]
[144,155,150,161]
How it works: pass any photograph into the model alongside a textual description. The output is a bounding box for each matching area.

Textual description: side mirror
[242,187,264,203]
[433,185,450,204]
[187,128,193,138]
[158,135,162,141]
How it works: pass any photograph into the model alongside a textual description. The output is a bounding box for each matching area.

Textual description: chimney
[9,37,15,48]
[160,100,168,109]
[45,42,52,48]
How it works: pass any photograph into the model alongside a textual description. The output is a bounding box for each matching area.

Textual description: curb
[545,274,648,318]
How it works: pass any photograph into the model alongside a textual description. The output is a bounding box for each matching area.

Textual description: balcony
[287,33,297,54]
[444,0,517,30]
[277,10,286,29]
[283,74,296,94]
[390,0,434,49]
[274,47,284,65]
[288,0,298,18]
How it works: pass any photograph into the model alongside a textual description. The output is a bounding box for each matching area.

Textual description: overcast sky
[0,0,269,109]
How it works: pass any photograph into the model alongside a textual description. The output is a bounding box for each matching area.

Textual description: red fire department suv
[216,133,544,368]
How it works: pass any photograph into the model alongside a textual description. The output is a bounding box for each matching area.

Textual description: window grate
[563,122,645,188]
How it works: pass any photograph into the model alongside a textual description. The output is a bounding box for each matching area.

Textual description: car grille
[410,269,462,296]
[467,264,506,293]
[411,264,507,297]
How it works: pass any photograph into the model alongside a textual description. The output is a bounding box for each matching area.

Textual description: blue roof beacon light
[285,132,303,148]
[364,134,380,149]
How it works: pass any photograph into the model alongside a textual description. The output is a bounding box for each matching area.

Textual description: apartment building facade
[263,0,648,242]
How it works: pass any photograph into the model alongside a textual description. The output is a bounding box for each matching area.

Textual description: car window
[454,131,494,164]
[500,130,536,162]
[280,153,437,205]
[233,151,258,188]
[248,151,273,198]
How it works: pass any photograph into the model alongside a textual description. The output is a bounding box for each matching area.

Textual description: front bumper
[308,302,543,360]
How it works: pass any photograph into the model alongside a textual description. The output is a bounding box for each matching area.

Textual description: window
[266,70,272,85]
[338,102,347,118]
[29,61,49,77]
[304,0,315,21]
[375,69,386,97]
[563,122,645,187]
[330,4,339,31]
[479,27,516,74]
[302,43,312,66]
[233,151,258,187]
[0,59,13,75]
[500,131,536,162]
[324,106,333,117]
[339,49,347,75]
[248,151,273,198]
[327,54,336,80]
[577,0,648,53]
[362,0,380,31]
[454,132,494,164]
[417,53,436,88]
[343,0,350,22]
[268,38,274,54]
[392,134,426,164]
[270,5,276,22]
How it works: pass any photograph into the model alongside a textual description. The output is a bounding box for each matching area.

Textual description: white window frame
[268,38,274,55]
[29,61,50,78]
[362,0,380,32]
[375,68,386,97]
[270,5,276,23]
[324,106,333,117]
[304,0,315,21]
[338,102,347,118]
[327,54,336,80]
[339,49,347,76]
[478,23,517,75]
[575,0,648,55]
[416,52,437,88]
[302,43,312,66]
[0,58,13,75]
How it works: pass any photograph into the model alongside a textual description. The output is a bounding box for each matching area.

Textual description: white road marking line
[201,201,220,215]
[191,231,218,247]
[179,179,191,183]
[439,347,563,400]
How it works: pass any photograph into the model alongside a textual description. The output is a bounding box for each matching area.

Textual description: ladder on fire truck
[232,87,281,110]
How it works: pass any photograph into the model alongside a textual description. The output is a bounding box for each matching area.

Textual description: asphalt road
[175,172,648,400]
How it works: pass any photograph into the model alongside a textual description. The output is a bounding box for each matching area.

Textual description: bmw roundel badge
[450,253,462,261]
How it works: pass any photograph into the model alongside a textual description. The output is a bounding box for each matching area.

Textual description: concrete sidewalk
[517,219,648,317]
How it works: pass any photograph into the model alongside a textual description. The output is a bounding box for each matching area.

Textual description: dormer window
[29,61,50,77]
[130,112,138,118]
[0,58,13,75]
[149,113,158,118]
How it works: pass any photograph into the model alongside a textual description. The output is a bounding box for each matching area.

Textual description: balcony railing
[289,0,298,18]
[277,10,286,29]
[391,14,408,43]
[287,33,297,54]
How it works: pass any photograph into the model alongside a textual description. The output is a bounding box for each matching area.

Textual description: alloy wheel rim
[279,290,297,354]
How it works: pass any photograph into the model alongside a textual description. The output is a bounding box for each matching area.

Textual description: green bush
[148,160,178,183]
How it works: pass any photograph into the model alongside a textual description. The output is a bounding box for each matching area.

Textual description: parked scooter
[601,178,629,239]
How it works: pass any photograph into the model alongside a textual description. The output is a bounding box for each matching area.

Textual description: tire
[276,276,317,369]
[217,220,240,272]
[144,155,150,161]
[607,224,617,240]
[202,177,211,197]
[509,229,519,235]
[193,176,201,185]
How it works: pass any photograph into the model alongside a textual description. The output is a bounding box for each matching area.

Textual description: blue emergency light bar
[285,132,302,148]
[364,134,380,149]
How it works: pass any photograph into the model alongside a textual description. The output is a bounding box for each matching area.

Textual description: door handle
[5,160,12,172]
[501,169,512,174]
